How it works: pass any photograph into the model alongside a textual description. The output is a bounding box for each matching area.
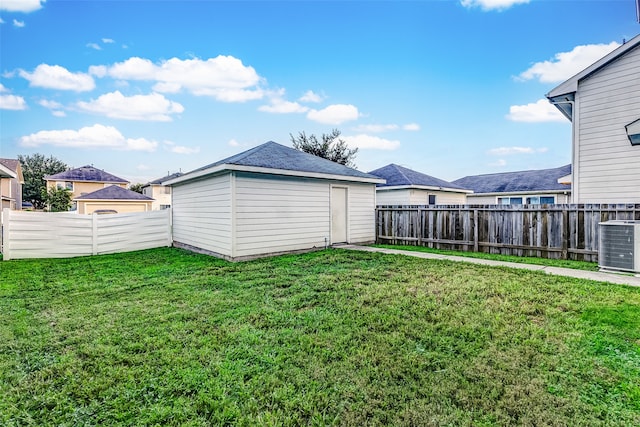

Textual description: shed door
[331,187,347,244]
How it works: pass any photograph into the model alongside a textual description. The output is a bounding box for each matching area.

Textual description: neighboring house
[165,141,385,261]
[0,158,24,211]
[74,185,154,214]
[369,164,472,205]
[452,165,572,205]
[142,172,183,210]
[45,165,129,210]
[547,34,640,203]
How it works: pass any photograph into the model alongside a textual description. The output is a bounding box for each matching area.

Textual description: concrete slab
[338,245,640,287]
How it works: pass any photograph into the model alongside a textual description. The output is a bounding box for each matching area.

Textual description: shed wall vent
[599,220,640,273]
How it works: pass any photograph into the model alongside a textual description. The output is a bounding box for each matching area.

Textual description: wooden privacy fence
[2,209,172,260]
[376,204,640,262]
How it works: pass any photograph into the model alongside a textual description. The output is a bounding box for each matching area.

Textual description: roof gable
[74,185,153,201]
[452,164,571,194]
[369,164,469,191]
[168,141,384,185]
[46,165,129,183]
[0,158,20,179]
[547,34,640,100]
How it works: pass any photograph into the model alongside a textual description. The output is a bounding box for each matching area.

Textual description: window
[163,186,171,194]
[626,118,640,146]
[56,181,73,191]
[428,194,436,205]
[500,195,555,205]
[160,204,171,210]
[498,197,523,205]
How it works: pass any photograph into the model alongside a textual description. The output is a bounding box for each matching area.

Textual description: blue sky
[1,0,639,184]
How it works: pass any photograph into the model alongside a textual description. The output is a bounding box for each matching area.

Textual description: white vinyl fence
[2,209,171,260]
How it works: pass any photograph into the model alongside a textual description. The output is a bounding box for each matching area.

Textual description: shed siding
[376,189,412,205]
[348,183,376,243]
[171,174,232,256]
[575,44,640,202]
[233,173,330,257]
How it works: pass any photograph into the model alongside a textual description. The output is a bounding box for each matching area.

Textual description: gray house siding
[574,44,640,202]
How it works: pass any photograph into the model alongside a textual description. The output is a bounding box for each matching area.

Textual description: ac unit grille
[599,221,640,273]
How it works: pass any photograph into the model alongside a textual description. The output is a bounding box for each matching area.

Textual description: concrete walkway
[338,245,640,287]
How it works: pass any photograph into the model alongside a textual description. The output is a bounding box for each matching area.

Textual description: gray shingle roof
[369,164,469,191]
[452,164,571,193]
[45,165,129,183]
[186,141,381,181]
[147,172,183,185]
[0,158,20,173]
[74,185,153,201]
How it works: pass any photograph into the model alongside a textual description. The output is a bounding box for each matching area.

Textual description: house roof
[368,164,471,193]
[547,34,640,120]
[165,141,385,185]
[45,165,129,184]
[0,158,18,178]
[74,185,154,201]
[145,172,184,186]
[452,164,572,194]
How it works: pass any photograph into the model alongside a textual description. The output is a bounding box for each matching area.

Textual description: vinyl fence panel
[2,209,171,260]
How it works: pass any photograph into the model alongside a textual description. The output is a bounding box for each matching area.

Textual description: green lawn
[373,244,600,271]
[1,248,639,426]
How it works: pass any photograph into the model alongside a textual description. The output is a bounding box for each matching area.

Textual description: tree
[18,153,68,209]
[129,183,145,194]
[42,186,72,212]
[290,129,358,168]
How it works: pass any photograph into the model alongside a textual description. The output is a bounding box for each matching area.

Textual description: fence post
[92,213,98,255]
[2,208,10,260]
[561,207,569,259]
[473,208,479,253]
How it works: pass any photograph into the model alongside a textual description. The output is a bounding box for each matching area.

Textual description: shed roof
[74,185,153,201]
[45,165,129,183]
[369,164,471,193]
[452,164,571,194]
[547,34,640,120]
[165,141,385,185]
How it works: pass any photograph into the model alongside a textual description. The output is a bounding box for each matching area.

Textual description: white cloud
[487,146,547,155]
[0,0,45,13]
[19,124,158,151]
[0,83,7,92]
[102,55,264,102]
[76,91,184,121]
[38,99,65,116]
[460,0,529,11]
[13,19,24,27]
[168,144,200,154]
[307,104,359,125]
[518,42,620,83]
[403,123,420,131]
[51,110,66,117]
[102,38,115,44]
[259,98,309,114]
[299,90,324,103]
[19,64,95,91]
[489,159,507,167]
[506,99,567,123]
[0,17,4,24]
[353,124,399,133]
[228,139,240,147]
[87,43,101,50]
[137,164,150,170]
[0,94,27,110]
[343,134,400,150]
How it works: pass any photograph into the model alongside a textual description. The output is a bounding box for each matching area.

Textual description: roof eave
[0,163,17,179]
[165,163,386,186]
[467,189,571,197]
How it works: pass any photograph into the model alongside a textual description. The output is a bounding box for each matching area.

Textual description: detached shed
[165,141,385,261]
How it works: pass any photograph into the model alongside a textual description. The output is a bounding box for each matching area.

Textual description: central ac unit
[599,220,640,273]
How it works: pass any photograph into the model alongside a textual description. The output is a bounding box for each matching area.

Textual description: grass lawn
[1,247,639,426]
[373,244,600,271]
